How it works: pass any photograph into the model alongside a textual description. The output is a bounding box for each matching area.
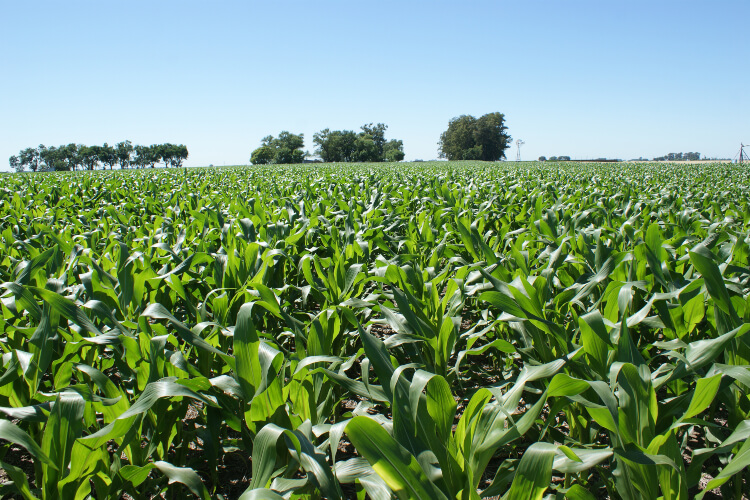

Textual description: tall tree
[438,115,480,160]
[165,144,188,167]
[133,145,161,168]
[353,134,380,162]
[78,146,100,170]
[99,143,118,170]
[250,132,305,164]
[115,141,134,169]
[360,123,388,158]
[250,146,274,165]
[133,145,149,168]
[313,129,357,162]
[39,145,65,171]
[36,145,51,170]
[157,144,172,168]
[18,147,39,172]
[313,124,404,162]
[383,139,405,162]
[438,112,511,161]
[9,155,23,172]
[474,112,511,161]
[62,144,82,171]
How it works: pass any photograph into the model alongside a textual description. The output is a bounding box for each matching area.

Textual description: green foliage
[1,161,749,499]
[250,145,275,165]
[313,123,404,162]
[8,155,22,172]
[250,131,306,165]
[438,112,511,161]
[384,139,405,162]
[11,141,186,172]
[114,140,134,169]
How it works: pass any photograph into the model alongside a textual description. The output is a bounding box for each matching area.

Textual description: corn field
[1,161,749,499]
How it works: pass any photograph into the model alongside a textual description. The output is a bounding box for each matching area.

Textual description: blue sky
[1,1,748,168]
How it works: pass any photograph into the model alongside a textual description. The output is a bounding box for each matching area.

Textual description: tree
[360,123,388,158]
[79,146,101,170]
[313,129,357,162]
[168,144,188,167]
[19,147,40,172]
[272,132,305,164]
[115,141,134,169]
[133,145,161,168]
[62,144,82,171]
[474,112,511,161]
[353,134,380,162]
[133,145,149,168]
[157,144,172,168]
[312,124,404,162]
[538,156,547,161]
[99,143,118,170]
[438,112,511,161]
[438,115,478,160]
[39,145,66,171]
[383,139,405,162]
[251,146,274,165]
[9,155,23,172]
[251,131,306,164]
[36,145,52,171]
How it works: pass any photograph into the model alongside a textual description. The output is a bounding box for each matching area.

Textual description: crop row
[1,162,749,499]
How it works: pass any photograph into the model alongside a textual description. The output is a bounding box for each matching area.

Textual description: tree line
[9,142,188,172]
[9,112,514,171]
[250,114,513,165]
[250,123,406,164]
[653,152,701,161]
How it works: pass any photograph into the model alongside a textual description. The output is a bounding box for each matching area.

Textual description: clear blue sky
[1,1,748,168]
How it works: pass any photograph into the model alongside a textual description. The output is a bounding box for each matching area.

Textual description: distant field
[1,161,749,499]
[626,159,735,164]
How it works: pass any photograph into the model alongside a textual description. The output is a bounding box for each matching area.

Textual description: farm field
[1,161,750,499]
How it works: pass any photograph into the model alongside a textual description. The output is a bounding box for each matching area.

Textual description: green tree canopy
[8,155,22,172]
[384,139,405,162]
[250,146,275,165]
[133,145,160,168]
[99,143,118,170]
[115,141,134,169]
[438,112,511,161]
[166,144,189,167]
[10,141,186,171]
[312,129,357,162]
[312,123,404,162]
[250,131,306,164]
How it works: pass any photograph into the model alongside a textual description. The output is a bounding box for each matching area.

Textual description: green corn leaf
[695,438,750,499]
[0,420,57,469]
[238,489,287,500]
[507,442,556,500]
[565,484,597,500]
[680,373,722,421]
[689,244,741,326]
[346,416,447,500]
[233,302,260,400]
[0,459,40,500]
[153,461,210,500]
[41,393,86,499]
